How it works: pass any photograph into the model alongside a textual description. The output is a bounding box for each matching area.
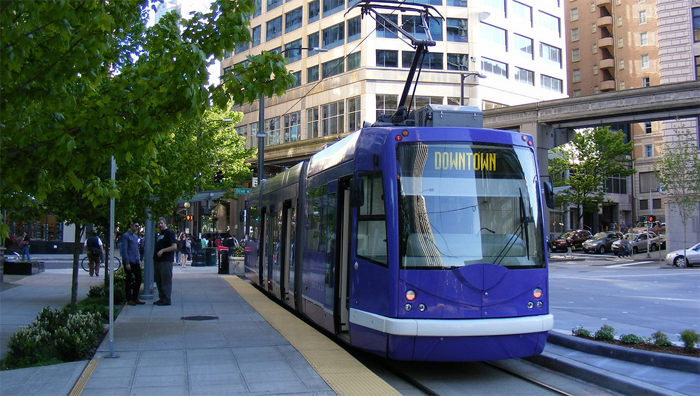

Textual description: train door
[336,180,351,335]
[260,207,269,288]
[281,200,294,305]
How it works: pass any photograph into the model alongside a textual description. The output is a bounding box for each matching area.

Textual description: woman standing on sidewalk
[19,232,31,262]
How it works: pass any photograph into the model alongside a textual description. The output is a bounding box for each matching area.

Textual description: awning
[176,190,228,205]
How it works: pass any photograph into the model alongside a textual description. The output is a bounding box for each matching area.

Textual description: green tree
[654,126,700,254]
[1,0,293,311]
[549,126,635,229]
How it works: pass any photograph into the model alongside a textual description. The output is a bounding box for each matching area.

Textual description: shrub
[87,285,106,299]
[650,330,674,347]
[233,243,245,257]
[595,324,616,341]
[572,325,592,338]
[54,311,104,361]
[679,330,700,352]
[103,267,127,303]
[620,334,642,344]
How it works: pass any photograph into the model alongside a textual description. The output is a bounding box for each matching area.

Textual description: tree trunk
[70,225,84,314]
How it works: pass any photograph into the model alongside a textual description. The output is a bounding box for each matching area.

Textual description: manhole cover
[181,315,219,321]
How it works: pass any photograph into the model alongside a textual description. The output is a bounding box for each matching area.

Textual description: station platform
[0,256,697,396]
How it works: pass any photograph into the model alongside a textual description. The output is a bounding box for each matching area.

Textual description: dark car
[582,231,624,254]
[551,229,593,252]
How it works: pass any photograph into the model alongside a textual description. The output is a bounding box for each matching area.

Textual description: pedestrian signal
[185,215,193,221]
[648,215,656,222]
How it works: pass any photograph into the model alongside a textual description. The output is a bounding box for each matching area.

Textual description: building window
[592,43,597,54]
[347,96,361,132]
[605,174,627,194]
[402,51,443,69]
[570,8,578,21]
[235,39,248,55]
[640,199,648,210]
[376,14,398,38]
[571,28,579,41]
[593,65,598,75]
[640,32,648,46]
[308,0,320,23]
[447,53,469,70]
[285,8,303,33]
[266,17,282,41]
[447,0,467,6]
[483,100,507,110]
[252,25,261,47]
[322,22,345,49]
[253,0,261,18]
[641,54,649,69]
[591,23,597,33]
[645,122,652,133]
[321,100,344,136]
[572,69,581,82]
[481,57,508,78]
[642,77,650,87]
[322,57,344,78]
[284,40,303,63]
[347,52,361,71]
[250,122,259,148]
[694,7,700,43]
[540,12,561,37]
[483,0,505,17]
[376,94,398,120]
[512,1,533,27]
[540,43,562,67]
[376,50,399,67]
[322,0,344,18]
[308,32,320,55]
[307,65,319,82]
[590,2,595,12]
[620,81,626,90]
[403,15,443,41]
[514,34,534,59]
[695,55,700,79]
[266,116,280,146]
[307,108,319,138]
[411,96,442,109]
[446,18,469,42]
[639,171,659,193]
[573,89,581,97]
[617,16,623,26]
[267,0,281,12]
[619,59,625,70]
[481,23,506,51]
[639,10,647,24]
[618,38,624,48]
[290,71,301,88]
[514,67,534,85]
[644,144,653,157]
[347,16,361,42]
[283,112,301,143]
[572,48,580,61]
[541,74,563,93]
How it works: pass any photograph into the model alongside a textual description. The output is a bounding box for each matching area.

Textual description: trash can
[204,247,217,266]
[218,250,229,274]
[192,250,205,266]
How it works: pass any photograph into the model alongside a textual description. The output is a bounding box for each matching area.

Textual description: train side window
[357,173,388,266]
[306,185,330,252]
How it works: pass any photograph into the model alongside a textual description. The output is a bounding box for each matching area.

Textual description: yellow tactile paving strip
[223,276,401,396]
[69,358,99,396]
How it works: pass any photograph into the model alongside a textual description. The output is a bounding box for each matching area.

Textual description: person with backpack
[84,233,103,277]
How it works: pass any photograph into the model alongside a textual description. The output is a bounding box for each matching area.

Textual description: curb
[526,352,687,396]
[546,332,700,374]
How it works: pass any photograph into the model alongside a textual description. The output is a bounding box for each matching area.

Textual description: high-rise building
[223,0,567,173]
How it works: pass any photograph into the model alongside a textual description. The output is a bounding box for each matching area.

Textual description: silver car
[612,231,660,255]
[664,242,700,267]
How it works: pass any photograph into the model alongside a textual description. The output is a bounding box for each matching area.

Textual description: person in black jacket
[153,217,177,306]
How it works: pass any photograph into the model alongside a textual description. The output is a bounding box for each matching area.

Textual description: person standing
[153,217,177,306]
[19,232,31,262]
[120,221,145,306]
[84,233,103,277]
[179,233,190,268]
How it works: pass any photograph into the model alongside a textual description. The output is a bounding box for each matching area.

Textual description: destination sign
[433,151,497,172]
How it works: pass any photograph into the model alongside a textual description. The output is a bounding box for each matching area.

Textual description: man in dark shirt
[120,221,144,306]
[153,217,177,306]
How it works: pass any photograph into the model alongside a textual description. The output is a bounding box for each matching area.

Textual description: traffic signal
[214,169,224,184]
[648,215,656,222]
[185,215,193,221]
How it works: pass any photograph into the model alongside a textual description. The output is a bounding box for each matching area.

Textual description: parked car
[657,233,666,250]
[582,231,624,254]
[612,231,660,255]
[551,229,593,252]
[631,221,665,235]
[664,242,700,267]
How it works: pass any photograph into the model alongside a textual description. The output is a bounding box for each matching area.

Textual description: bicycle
[81,249,122,273]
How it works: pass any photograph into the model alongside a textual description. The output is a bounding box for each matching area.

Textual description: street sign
[234,188,251,195]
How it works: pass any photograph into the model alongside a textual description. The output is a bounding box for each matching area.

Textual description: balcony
[596,0,612,12]
[598,36,614,49]
[600,79,616,91]
[597,16,613,28]
[599,58,615,70]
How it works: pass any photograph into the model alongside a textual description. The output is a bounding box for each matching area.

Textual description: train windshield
[397,142,545,269]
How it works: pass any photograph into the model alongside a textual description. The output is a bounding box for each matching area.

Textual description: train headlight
[533,288,543,299]
[405,290,416,301]
[404,303,413,311]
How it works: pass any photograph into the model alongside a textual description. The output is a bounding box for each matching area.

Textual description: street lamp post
[460,72,486,106]
[256,47,327,186]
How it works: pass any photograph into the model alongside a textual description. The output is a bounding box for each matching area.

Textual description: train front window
[397,142,544,269]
